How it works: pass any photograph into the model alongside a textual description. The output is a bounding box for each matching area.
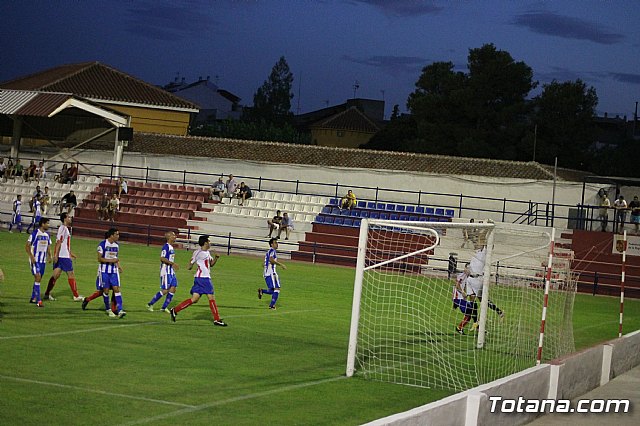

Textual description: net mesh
[354,220,576,391]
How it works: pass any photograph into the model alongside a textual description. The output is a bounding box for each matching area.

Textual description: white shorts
[465,276,483,298]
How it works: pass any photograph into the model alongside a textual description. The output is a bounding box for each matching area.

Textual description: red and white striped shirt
[191,249,213,278]
[57,225,72,259]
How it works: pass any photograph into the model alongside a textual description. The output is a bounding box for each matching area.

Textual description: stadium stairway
[185,190,324,258]
[72,180,208,245]
[0,175,96,226]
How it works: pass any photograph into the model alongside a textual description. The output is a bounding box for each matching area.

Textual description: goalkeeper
[464,243,505,325]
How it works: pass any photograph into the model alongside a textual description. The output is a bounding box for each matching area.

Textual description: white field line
[0,309,324,340]
[0,374,195,408]
[119,376,346,426]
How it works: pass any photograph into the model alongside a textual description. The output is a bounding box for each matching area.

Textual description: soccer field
[1,230,639,425]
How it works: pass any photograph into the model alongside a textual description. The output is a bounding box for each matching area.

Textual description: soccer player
[97,228,126,318]
[8,194,23,233]
[25,217,52,307]
[258,237,286,310]
[43,213,83,302]
[147,231,179,312]
[453,263,477,334]
[463,243,505,327]
[169,235,227,326]
[25,194,42,233]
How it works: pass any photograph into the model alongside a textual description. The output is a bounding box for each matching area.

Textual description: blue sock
[115,292,123,311]
[262,288,274,295]
[161,292,174,309]
[270,291,279,308]
[149,291,163,306]
[33,282,41,302]
[103,293,110,311]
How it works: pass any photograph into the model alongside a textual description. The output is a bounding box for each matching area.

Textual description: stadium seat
[334,217,344,226]
[380,213,389,220]
[376,203,385,210]
[350,209,360,217]
[329,198,338,205]
[396,205,405,213]
[386,204,396,211]
[343,218,353,227]
[360,211,370,218]
[322,206,331,214]
[324,216,335,224]
[169,184,178,191]
[435,208,445,216]
[416,206,425,214]
[406,206,415,213]
[425,207,435,215]
[445,209,455,217]
[315,215,324,223]
[151,183,161,189]
[419,216,428,222]
[399,215,408,221]
[370,212,379,219]
[353,219,361,228]
[331,207,340,215]
[366,201,376,209]
[162,201,171,208]
[390,213,399,220]
[357,201,366,208]
[153,200,162,207]
[409,216,418,221]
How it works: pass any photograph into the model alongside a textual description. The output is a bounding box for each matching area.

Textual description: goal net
[345,219,576,392]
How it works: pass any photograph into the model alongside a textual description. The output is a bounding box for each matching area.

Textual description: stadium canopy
[0,88,129,172]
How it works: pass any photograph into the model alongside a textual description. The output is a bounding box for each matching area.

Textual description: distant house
[0,61,199,136]
[164,76,241,124]
[295,98,385,148]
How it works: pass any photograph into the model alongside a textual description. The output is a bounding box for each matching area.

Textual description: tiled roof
[127,132,570,180]
[0,89,73,117]
[311,106,380,133]
[0,62,198,111]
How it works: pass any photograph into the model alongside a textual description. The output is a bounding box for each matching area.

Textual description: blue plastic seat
[343,218,353,227]
[399,214,408,221]
[418,216,427,222]
[334,217,344,226]
[357,201,366,208]
[350,209,360,217]
[360,210,370,218]
[416,206,425,214]
[329,198,338,205]
[396,205,405,213]
[325,216,334,224]
[435,208,444,216]
[376,203,385,210]
[409,216,418,221]
[315,215,324,223]
[322,206,331,214]
[406,206,415,213]
[386,204,396,211]
[367,202,376,209]
[445,209,455,217]
[331,207,340,215]
[341,208,351,216]
[390,213,399,220]
[380,213,389,220]
[425,207,434,215]
[353,219,361,228]
[370,212,380,219]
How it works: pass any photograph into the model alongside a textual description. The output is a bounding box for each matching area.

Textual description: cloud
[609,72,640,85]
[123,0,217,41]
[349,0,443,17]
[512,11,624,45]
[535,66,583,83]
[342,55,427,75]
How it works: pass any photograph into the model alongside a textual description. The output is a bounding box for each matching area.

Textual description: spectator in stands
[267,210,283,238]
[4,159,14,180]
[629,196,640,234]
[14,159,24,181]
[278,212,294,240]
[41,186,51,214]
[117,177,128,197]
[598,192,610,232]
[107,193,120,221]
[340,190,357,210]
[68,162,79,184]
[226,174,239,202]
[36,161,46,182]
[209,177,226,202]
[237,182,252,206]
[0,158,6,181]
[614,195,628,233]
[55,163,69,184]
[59,190,77,214]
[29,185,42,212]
[96,193,109,220]
[23,160,37,182]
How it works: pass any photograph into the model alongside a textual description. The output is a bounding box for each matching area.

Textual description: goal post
[345,219,576,391]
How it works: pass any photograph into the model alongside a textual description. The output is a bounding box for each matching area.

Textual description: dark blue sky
[2,1,639,119]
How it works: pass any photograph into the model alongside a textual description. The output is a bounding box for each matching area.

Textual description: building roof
[311,106,380,133]
[0,62,198,112]
[126,132,572,181]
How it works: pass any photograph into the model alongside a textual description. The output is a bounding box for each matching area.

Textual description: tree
[246,56,294,125]
[533,79,598,168]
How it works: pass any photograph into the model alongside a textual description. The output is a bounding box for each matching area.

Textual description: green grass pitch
[0,230,639,425]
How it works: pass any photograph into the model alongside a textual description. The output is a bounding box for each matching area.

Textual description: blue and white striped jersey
[97,239,119,273]
[33,199,41,216]
[160,243,175,276]
[13,199,21,215]
[28,229,51,263]
[263,248,277,277]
